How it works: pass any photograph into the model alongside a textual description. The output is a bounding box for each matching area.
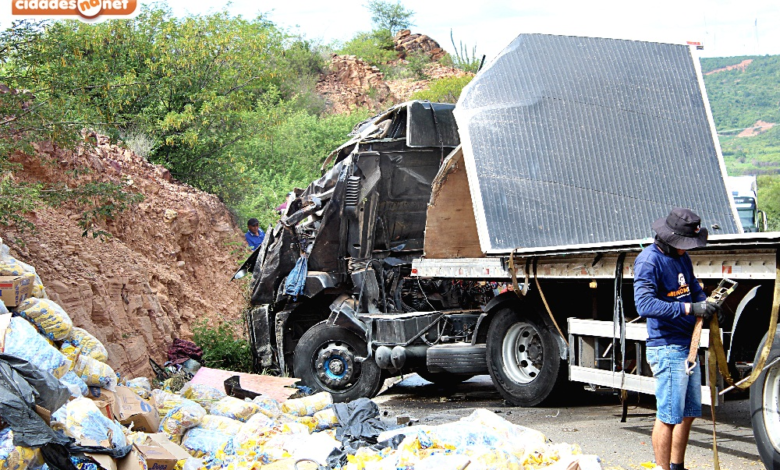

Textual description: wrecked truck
[237,34,780,468]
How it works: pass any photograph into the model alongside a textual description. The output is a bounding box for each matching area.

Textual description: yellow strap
[533,260,569,347]
[706,249,780,470]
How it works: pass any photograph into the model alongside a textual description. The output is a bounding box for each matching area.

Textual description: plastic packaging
[279,392,332,417]
[198,415,243,436]
[159,401,207,444]
[313,408,339,431]
[181,458,206,470]
[65,327,108,362]
[181,428,232,458]
[53,397,127,449]
[4,316,71,379]
[232,412,276,448]
[0,429,44,470]
[250,395,282,419]
[0,299,8,315]
[152,389,189,416]
[294,416,318,433]
[60,370,89,397]
[15,298,73,341]
[209,396,260,422]
[125,377,152,400]
[62,345,118,391]
[180,384,226,412]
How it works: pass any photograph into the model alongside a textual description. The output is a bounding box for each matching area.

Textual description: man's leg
[670,417,694,465]
[652,419,674,470]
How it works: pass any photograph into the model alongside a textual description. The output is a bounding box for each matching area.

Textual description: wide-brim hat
[652,208,708,250]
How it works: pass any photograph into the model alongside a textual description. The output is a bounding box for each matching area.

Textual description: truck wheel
[486,308,565,406]
[293,321,382,402]
[750,332,780,469]
[418,371,474,387]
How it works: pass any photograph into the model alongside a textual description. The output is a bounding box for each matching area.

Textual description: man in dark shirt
[634,208,724,470]
[245,218,265,251]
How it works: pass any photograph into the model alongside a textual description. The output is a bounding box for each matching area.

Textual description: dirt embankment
[2,135,246,380]
[705,59,753,75]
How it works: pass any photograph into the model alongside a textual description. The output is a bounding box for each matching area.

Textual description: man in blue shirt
[634,208,724,470]
[245,218,265,251]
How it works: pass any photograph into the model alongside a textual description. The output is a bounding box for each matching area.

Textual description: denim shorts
[646,344,702,424]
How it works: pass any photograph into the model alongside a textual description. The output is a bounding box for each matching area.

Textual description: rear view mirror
[233,269,247,280]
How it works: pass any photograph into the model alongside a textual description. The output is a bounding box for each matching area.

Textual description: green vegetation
[410,75,473,103]
[193,320,253,373]
[366,0,415,35]
[0,6,359,233]
[338,30,397,66]
[701,55,780,226]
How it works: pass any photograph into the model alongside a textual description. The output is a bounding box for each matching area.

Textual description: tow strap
[704,249,780,470]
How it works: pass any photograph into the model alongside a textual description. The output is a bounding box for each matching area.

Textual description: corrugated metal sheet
[454,34,740,254]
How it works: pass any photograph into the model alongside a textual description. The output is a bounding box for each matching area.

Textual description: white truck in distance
[727,175,767,232]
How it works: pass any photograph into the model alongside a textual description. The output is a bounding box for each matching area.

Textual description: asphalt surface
[373,374,765,470]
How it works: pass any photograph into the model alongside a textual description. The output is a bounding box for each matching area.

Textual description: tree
[366,0,414,35]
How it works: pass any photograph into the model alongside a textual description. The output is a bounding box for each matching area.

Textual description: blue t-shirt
[633,244,707,347]
[245,230,265,250]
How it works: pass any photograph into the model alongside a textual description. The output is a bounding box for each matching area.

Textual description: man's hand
[691,301,726,325]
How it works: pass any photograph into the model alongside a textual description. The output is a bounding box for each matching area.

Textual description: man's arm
[633,260,686,319]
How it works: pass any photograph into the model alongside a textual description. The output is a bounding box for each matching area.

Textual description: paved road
[373,375,765,470]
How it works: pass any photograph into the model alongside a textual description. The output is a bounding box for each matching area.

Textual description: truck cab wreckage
[236,34,780,468]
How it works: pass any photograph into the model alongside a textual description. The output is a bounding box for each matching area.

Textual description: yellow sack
[0,429,43,470]
[160,402,207,444]
[313,408,339,431]
[62,344,117,391]
[279,392,332,417]
[16,298,73,341]
[67,327,108,362]
[152,390,190,417]
[4,317,71,379]
[181,384,226,412]
[250,395,281,419]
[209,396,260,423]
[198,415,243,436]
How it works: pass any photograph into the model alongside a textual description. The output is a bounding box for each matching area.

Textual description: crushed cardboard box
[120,433,191,470]
[0,274,33,307]
[113,386,159,433]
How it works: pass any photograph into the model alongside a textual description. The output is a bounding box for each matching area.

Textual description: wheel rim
[502,321,544,384]
[763,362,780,453]
[314,341,358,392]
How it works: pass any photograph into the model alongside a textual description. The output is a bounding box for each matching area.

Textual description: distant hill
[701,55,780,176]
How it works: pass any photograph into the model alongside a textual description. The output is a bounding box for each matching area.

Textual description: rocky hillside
[317,30,471,114]
[2,135,246,379]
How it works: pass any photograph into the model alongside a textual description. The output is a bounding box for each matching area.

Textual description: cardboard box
[88,388,117,420]
[86,453,117,470]
[0,274,34,307]
[113,386,159,433]
[118,433,190,470]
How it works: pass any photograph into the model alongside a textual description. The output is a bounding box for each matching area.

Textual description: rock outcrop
[316,54,395,114]
[393,30,447,61]
[3,135,246,379]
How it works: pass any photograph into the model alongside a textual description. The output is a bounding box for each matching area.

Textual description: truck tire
[293,321,382,402]
[750,332,780,469]
[486,307,566,406]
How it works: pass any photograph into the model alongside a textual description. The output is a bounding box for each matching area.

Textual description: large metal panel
[455,34,740,254]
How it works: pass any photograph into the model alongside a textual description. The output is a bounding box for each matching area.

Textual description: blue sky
[3,0,780,59]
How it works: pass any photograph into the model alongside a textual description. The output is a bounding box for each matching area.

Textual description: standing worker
[633,208,725,470]
[245,218,265,251]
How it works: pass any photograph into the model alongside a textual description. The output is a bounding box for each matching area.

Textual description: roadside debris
[0,235,604,469]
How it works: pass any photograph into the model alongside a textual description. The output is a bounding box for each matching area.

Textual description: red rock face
[393,30,447,62]
[2,136,246,380]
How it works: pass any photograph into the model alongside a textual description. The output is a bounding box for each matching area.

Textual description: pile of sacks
[0,235,603,470]
[0,237,118,397]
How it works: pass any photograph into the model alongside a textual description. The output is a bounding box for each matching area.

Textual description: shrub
[410,75,474,104]
[192,320,253,372]
[338,30,397,66]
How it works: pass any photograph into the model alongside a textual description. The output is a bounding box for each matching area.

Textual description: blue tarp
[284,256,308,299]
